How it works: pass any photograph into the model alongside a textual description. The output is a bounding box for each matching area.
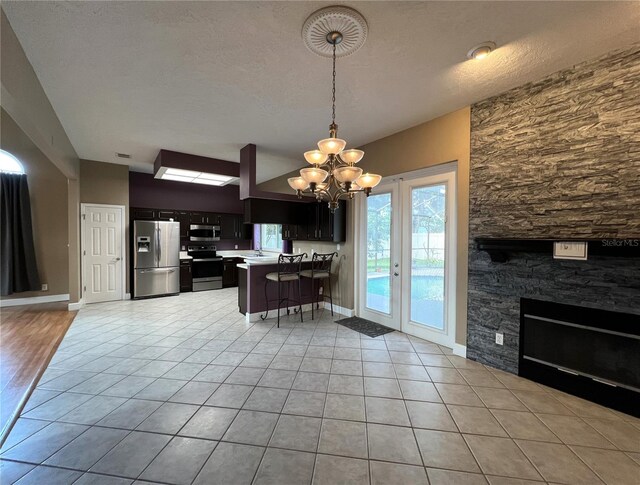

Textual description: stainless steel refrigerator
[133,220,180,298]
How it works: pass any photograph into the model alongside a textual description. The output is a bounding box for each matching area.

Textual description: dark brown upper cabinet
[189,212,207,224]
[176,211,190,239]
[157,210,177,221]
[281,200,346,242]
[132,208,251,241]
[132,208,157,220]
[221,213,252,239]
[189,212,219,225]
[219,213,236,239]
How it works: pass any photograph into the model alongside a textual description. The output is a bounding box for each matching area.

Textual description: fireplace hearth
[519,298,639,417]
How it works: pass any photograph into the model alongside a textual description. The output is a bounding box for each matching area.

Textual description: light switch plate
[495,333,503,345]
[553,241,588,260]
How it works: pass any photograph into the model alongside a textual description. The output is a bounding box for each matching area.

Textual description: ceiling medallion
[290,6,380,212]
[302,5,368,58]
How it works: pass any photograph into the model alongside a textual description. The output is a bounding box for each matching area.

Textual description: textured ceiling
[3,1,639,183]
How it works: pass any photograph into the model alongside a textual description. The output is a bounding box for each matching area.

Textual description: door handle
[114,257,121,261]
[394,272,399,276]
[394,263,399,268]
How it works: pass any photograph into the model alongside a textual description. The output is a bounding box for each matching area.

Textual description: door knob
[394,272,399,276]
[115,257,121,261]
[394,263,399,268]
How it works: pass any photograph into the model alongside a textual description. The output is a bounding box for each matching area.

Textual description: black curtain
[1,173,40,295]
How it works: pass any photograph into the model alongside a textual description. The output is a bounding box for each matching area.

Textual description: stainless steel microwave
[189,224,220,241]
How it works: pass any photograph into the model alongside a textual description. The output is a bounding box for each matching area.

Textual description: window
[259,224,282,251]
[0,150,25,174]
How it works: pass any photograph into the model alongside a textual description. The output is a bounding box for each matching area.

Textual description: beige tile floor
[1,288,638,484]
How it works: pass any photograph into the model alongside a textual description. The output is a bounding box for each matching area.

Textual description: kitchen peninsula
[238,255,319,320]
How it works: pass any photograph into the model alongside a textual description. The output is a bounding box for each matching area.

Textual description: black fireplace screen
[522,314,639,390]
[519,298,640,415]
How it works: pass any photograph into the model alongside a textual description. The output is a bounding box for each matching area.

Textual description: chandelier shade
[356,173,382,188]
[333,166,363,183]
[288,177,309,191]
[339,149,364,164]
[300,167,328,185]
[317,137,347,155]
[304,150,328,165]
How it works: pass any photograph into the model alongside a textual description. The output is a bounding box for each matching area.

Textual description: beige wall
[2,8,82,303]
[1,109,70,299]
[1,10,78,179]
[79,159,130,294]
[68,178,80,303]
[259,107,471,345]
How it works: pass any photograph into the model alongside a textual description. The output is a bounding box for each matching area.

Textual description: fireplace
[519,298,639,416]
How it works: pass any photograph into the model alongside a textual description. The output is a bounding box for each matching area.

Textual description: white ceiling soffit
[3,1,639,183]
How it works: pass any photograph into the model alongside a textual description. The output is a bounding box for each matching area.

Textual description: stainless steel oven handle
[192,258,223,262]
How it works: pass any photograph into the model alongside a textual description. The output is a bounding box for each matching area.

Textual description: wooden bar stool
[300,252,337,319]
[261,253,306,327]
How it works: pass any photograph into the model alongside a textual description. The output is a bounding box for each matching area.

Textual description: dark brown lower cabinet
[180,260,192,292]
[223,258,240,288]
[238,267,247,314]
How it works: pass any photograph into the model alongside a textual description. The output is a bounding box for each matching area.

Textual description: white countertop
[216,250,264,259]
[237,254,313,268]
[179,251,192,260]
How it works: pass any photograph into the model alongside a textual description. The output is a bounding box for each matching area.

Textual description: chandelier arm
[334,154,348,167]
[331,175,343,191]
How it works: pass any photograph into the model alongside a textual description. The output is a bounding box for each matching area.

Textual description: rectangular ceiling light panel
[156,166,236,186]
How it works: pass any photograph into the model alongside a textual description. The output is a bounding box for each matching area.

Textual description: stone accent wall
[467,45,640,374]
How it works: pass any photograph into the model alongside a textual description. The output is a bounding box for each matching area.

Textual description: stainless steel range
[187,244,223,291]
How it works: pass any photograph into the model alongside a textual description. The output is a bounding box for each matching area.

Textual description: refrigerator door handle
[156,226,161,267]
[139,268,176,274]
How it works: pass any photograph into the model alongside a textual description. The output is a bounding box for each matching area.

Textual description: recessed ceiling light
[198,172,234,182]
[165,167,201,177]
[192,178,225,186]
[161,174,195,182]
[467,42,496,60]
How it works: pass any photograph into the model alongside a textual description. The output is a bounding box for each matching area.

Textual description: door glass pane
[366,193,392,314]
[410,184,446,329]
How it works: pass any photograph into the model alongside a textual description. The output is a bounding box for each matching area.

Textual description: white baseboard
[125,293,131,300]
[330,303,354,317]
[68,299,85,311]
[453,343,467,358]
[0,294,70,308]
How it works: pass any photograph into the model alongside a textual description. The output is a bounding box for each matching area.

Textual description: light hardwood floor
[0,302,76,445]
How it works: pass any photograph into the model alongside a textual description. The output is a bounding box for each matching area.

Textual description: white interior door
[357,168,456,347]
[358,182,402,330]
[83,204,124,304]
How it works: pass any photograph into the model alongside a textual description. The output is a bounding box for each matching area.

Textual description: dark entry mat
[335,317,395,338]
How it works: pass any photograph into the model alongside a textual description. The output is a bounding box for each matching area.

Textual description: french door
[358,168,456,347]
